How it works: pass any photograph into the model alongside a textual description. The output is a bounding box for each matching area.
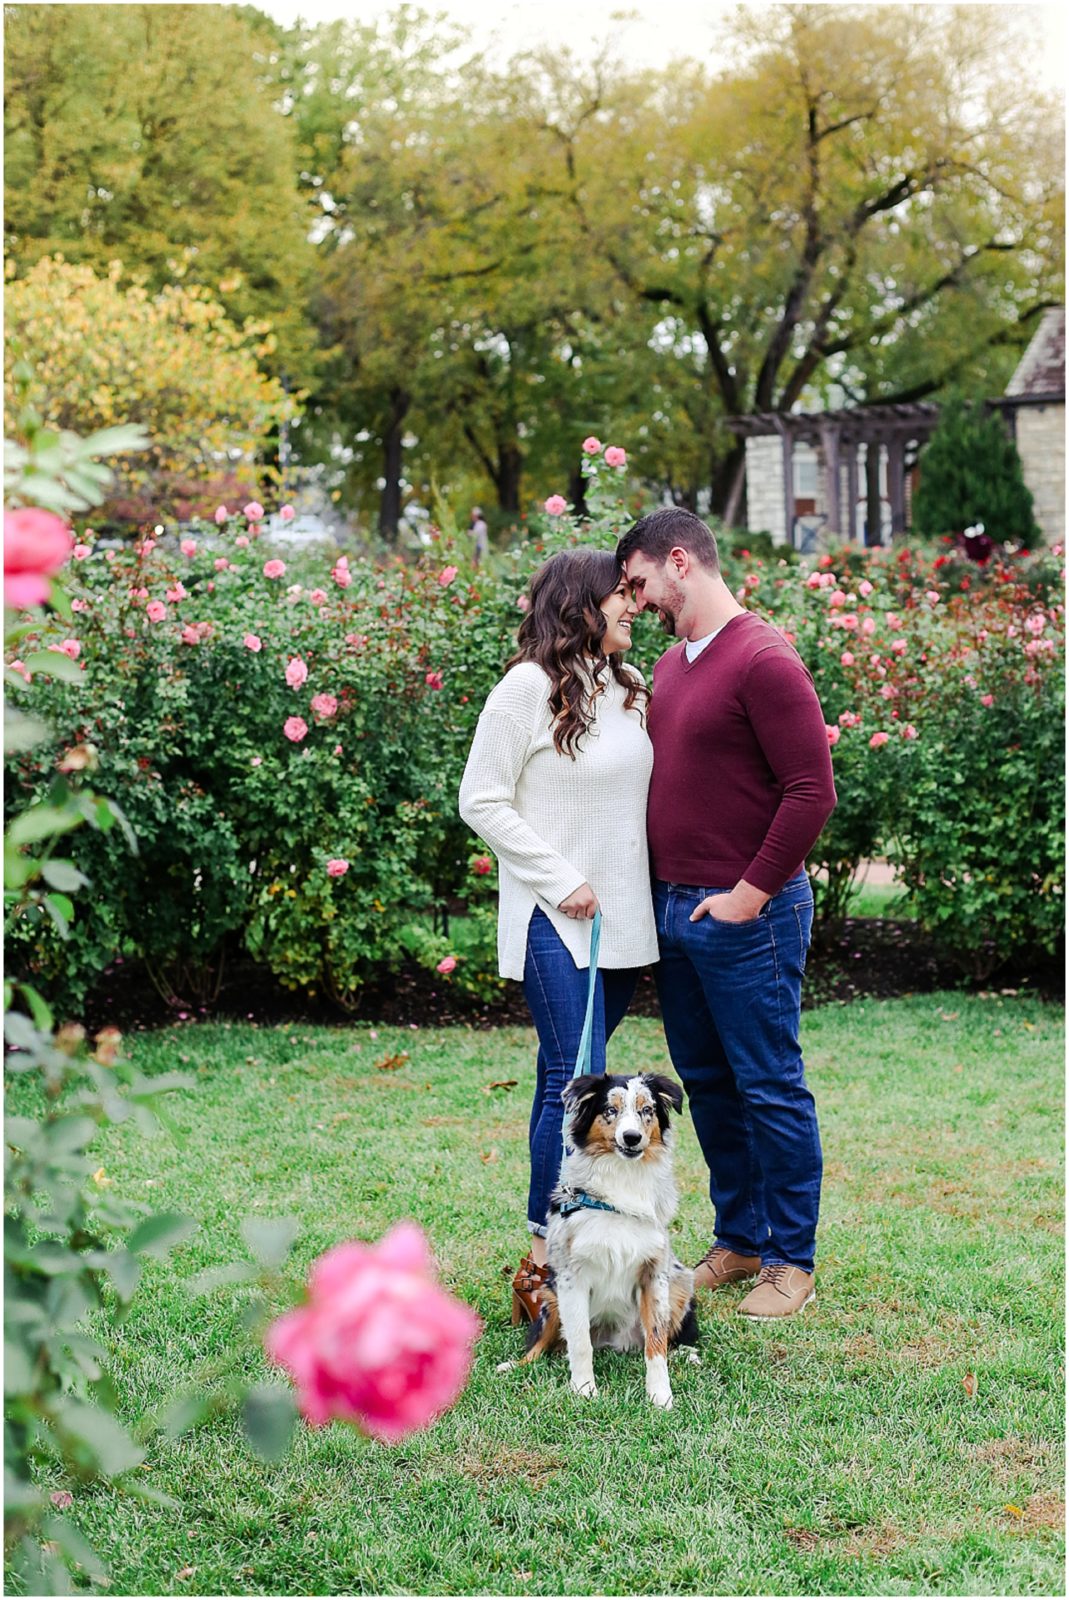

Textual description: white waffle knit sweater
[458,660,659,980]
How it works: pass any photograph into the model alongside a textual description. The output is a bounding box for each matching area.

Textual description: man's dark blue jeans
[652,871,821,1273]
[522,908,637,1237]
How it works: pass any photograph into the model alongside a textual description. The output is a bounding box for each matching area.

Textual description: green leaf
[127,1212,197,1258]
[3,1340,35,1395]
[3,710,50,753]
[7,805,85,847]
[158,1392,210,1441]
[15,982,54,1032]
[22,648,84,682]
[240,1214,300,1268]
[81,423,151,456]
[42,892,74,935]
[42,1514,109,1581]
[242,1384,297,1462]
[40,859,89,893]
[55,1399,145,1475]
[102,1250,141,1304]
[186,1260,259,1297]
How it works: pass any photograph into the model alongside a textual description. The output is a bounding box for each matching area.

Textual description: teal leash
[562,909,601,1155]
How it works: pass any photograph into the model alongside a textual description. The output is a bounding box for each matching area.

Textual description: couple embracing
[459,508,836,1327]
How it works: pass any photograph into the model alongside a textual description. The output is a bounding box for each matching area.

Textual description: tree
[531,4,1064,516]
[3,2,316,385]
[4,256,296,518]
[911,393,1040,547]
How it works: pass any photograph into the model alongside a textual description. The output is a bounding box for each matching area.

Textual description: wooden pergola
[725,403,941,544]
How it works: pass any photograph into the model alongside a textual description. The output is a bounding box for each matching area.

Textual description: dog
[499,1071,698,1409]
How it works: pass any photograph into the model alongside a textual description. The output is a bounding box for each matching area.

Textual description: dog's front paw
[570,1377,598,1399]
[648,1385,674,1410]
[495,1359,517,1374]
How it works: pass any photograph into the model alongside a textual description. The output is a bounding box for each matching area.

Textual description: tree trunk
[710,438,747,522]
[567,462,589,518]
[378,387,410,542]
[496,441,522,513]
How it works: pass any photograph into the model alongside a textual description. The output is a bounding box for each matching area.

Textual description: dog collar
[557,1190,619,1218]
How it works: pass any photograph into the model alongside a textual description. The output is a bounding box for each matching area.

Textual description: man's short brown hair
[616,508,721,574]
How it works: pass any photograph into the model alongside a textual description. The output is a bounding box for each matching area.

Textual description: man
[616,508,836,1320]
[469,506,489,566]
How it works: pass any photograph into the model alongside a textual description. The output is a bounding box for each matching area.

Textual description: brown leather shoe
[738,1264,815,1320]
[511,1254,551,1324]
[693,1244,762,1291]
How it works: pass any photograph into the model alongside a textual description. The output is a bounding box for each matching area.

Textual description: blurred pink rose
[280,504,296,521]
[603,446,627,467]
[887,613,901,630]
[825,724,841,746]
[859,580,874,597]
[265,1221,479,1441]
[244,501,265,520]
[73,543,91,560]
[243,633,262,652]
[47,639,81,660]
[841,613,858,630]
[516,594,530,612]
[902,724,919,740]
[582,436,602,454]
[439,565,459,586]
[71,597,89,612]
[471,855,492,876]
[181,625,200,645]
[251,756,263,766]
[4,507,74,607]
[166,582,187,603]
[804,572,822,589]
[860,616,876,635]
[840,651,855,666]
[235,535,250,549]
[214,557,229,571]
[890,638,907,655]
[436,956,457,974]
[926,590,940,605]
[425,671,444,689]
[214,505,229,524]
[264,560,286,580]
[283,716,308,743]
[140,538,156,554]
[829,589,846,607]
[544,495,568,516]
[181,539,197,557]
[839,710,861,728]
[146,601,167,623]
[334,743,343,755]
[285,657,309,689]
[9,659,30,681]
[869,731,889,748]
[309,589,328,606]
[326,858,349,877]
[332,559,351,588]
[980,693,994,707]
[311,692,338,718]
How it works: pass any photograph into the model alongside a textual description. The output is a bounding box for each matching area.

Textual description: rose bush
[5,437,1063,1005]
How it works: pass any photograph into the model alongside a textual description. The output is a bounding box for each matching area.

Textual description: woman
[458,549,659,1321]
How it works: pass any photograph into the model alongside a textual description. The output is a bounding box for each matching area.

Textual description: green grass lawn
[12,994,1064,1597]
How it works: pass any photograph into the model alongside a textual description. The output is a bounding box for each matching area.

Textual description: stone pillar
[774,419,795,547]
[844,442,859,544]
[886,436,907,536]
[820,420,841,538]
[865,440,883,547]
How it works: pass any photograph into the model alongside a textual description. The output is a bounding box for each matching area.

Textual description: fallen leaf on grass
[175,1566,197,1581]
[375,1052,410,1072]
[784,1527,819,1550]
[480,1148,500,1164]
[963,1372,978,1398]
[1003,1504,1024,1518]
[50,1490,74,1509]
[483,1079,518,1092]
[939,1010,959,1021]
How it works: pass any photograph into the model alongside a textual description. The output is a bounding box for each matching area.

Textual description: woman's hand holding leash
[559,882,599,920]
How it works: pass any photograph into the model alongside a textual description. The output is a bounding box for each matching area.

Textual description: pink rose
[603,445,627,468]
[73,543,91,560]
[840,651,855,667]
[71,597,89,612]
[4,507,74,607]
[859,580,873,597]
[146,601,167,623]
[285,657,309,689]
[516,594,530,612]
[309,589,328,606]
[181,624,200,645]
[841,613,858,630]
[332,562,351,589]
[1025,613,1046,635]
[887,614,901,630]
[244,501,265,521]
[334,744,343,755]
[829,589,846,607]
[436,956,457,974]
[869,731,889,748]
[280,505,296,521]
[890,638,907,655]
[181,539,197,557]
[582,436,602,455]
[860,616,876,636]
[214,557,230,571]
[439,565,459,587]
[926,590,940,605]
[825,724,841,745]
[235,535,250,549]
[265,1222,479,1441]
[214,505,229,524]
[47,638,81,659]
[9,659,30,681]
[243,634,262,652]
[311,692,338,718]
[140,537,156,555]
[902,724,918,740]
[980,693,994,707]
[805,572,823,589]
[264,560,286,580]
[471,855,492,877]
[839,710,861,728]
[425,671,444,690]
[166,582,187,603]
[326,858,349,877]
[283,716,308,743]
[543,495,568,516]
[251,756,263,766]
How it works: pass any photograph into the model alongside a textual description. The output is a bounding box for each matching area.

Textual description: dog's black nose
[621,1129,643,1147]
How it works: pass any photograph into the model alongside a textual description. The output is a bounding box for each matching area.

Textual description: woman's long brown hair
[506,549,649,757]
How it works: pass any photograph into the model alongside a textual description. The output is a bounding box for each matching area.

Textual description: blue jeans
[522,908,637,1236]
[653,872,821,1273]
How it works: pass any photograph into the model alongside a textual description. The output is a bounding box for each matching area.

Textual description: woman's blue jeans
[522,908,637,1236]
[652,871,821,1273]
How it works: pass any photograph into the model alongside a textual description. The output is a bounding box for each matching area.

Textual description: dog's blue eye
[603,1107,617,1120]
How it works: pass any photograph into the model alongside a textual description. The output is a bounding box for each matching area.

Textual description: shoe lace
[699,1243,731,1268]
[757,1263,790,1287]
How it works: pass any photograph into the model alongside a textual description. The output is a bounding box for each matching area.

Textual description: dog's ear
[561,1074,603,1112]
[644,1074,684,1117]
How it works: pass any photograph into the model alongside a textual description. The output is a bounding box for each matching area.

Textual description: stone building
[991,306,1065,545]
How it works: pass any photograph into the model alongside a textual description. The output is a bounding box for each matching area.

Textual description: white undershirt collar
[684,624,727,661]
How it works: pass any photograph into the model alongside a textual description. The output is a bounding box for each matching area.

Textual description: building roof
[725,402,940,445]
[1004,307,1065,401]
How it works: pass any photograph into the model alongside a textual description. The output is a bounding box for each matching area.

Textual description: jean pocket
[792,902,814,971]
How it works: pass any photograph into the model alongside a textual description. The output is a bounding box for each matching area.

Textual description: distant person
[469,506,489,565]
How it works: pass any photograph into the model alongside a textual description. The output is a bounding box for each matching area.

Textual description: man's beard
[657,577,686,636]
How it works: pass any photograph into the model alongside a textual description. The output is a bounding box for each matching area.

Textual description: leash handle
[571,908,602,1081]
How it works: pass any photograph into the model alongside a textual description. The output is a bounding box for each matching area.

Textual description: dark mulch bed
[84,917,1063,1035]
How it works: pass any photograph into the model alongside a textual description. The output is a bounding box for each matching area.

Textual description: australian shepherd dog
[500,1071,698,1409]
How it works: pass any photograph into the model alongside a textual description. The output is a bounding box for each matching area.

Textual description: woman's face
[599,574,639,653]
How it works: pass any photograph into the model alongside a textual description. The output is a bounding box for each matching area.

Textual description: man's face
[622,551,687,637]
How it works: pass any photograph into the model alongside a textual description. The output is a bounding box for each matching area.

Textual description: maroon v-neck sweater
[646,612,837,896]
